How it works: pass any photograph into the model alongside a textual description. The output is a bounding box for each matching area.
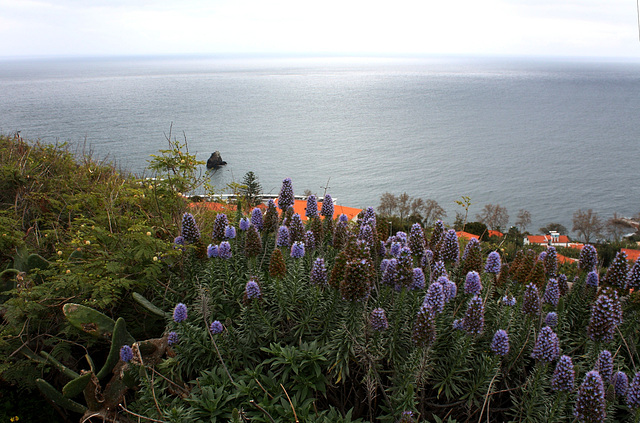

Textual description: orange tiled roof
[189,202,237,213]
[557,253,578,264]
[487,230,504,238]
[277,199,362,221]
[527,235,571,244]
[623,248,640,263]
[456,231,480,240]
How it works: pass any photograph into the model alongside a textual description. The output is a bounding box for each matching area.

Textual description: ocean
[1,55,638,235]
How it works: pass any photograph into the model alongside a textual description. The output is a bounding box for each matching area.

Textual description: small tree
[477,204,509,231]
[539,223,568,235]
[572,209,603,243]
[423,199,447,227]
[240,171,262,207]
[515,209,532,232]
[378,192,397,217]
[397,192,412,226]
[606,212,634,241]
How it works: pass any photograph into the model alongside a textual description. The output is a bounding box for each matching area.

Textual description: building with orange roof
[524,234,572,248]
[557,253,578,264]
[622,248,640,263]
[487,230,504,238]
[456,231,480,241]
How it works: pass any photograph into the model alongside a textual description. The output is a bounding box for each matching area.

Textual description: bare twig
[250,400,276,423]
[118,404,168,423]
[281,383,299,422]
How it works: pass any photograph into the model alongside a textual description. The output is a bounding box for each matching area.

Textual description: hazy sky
[1,0,639,59]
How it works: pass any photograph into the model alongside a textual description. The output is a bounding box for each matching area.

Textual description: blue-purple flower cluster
[574,370,606,422]
[424,279,445,314]
[212,213,229,241]
[290,241,305,259]
[320,194,334,218]
[305,195,319,218]
[276,226,291,247]
[167,331,179,346]
[370,307,389,331]
[587,289,622,343]
[251,207,263,230]
[463,295,484,336]
[441,229,460,263]
[490,329,509,356]
[579,244,598,272]
[543,278,559,307]
[464,271,482,295]
[120,345,133,362]
[627,372,640,409]
[209,320,224,335]
[551,355,575,392]
[278,178,294,211]
[544,312,558,328]
[531,326,559,362]
[485,251,501,274]
[245,279,262,300]
[181,212,200,243]
[594,350,613,383]
[522,284,541,317]
[173,303,188,323]
[613,371,628,397]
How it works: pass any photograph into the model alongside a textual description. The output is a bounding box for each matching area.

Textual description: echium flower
[441,276,457,302]
[167,331,178,345]
[579,244,598,273]
[531,326,560,362]
[485,251,502,274]
[396,410,416,423]
[212,213,229,241]
[543,278,560,308]
[627,372,640,409]
[441,229,460,263]
[613,371,628,397]
[207,244,219,258]
[290,241,305,259]
[218,241,232,259]
[574,370,606,423]
[408,223,425,255]
[288,213,306,243]
[333,220,349,249]
[412,304,436,348]
[174,235,185,251]
[361,207,376,228]
[430,260,447,282]
[358,224,375,248]
[551,355,575,392]
[370,308,389,331]
[269,248,286,278]
[278,177,294,211]
[120,345,133,362]
[586,271,599,288]
[173,303,188,323]
[244,226,262,258]
[340,257,373,302]
[276,225,291,247]
[320,194,334,218]
[463,295,485,335]
[251,207,264,230]
[239,217,251,231]
[430,220,445,250]
[245,279,262,300]
[628,259,640,290]
[538,251,547,262]
[462,237,480,263]
[522,283,541,317]
[464,271,482,295]
[310,258,327,286]
[452,319,464,330]
[339,213,349,223]
[502,295,516,306]
[545,246,558,277]
[390,242,402,257]
[544,311,558,328]
[395,231,408,243]
[395,247,414,290]
[305,230,316,251]
[602,250,629,290]
[422,249,434,268]
[209,320,224,335]
[381,258,398,287]
[491,329,510,356]
[263,200,279,232]
[424,280,445,314]
[412,267,426,290]
[594,350,613,383]
[224,225,236,239]
[181,212,200,243]
[558,273,570,296]
[305,194,319,218]
[587,288,622,343]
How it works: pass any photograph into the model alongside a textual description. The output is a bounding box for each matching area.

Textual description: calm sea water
[1,55,638,234]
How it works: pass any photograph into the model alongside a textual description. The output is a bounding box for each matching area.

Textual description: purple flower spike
[587,288,622,343]
[120,345,133,362]
[490,329,509,356]
[251,207,264,230]
[245,279,262,299]
[586,271,599,288]
[627,259,640,289]
[574,370,606,422]
[464,271,482,295]
[613,371,628,397]
[305,195,319,218]
[181,212,200,243]
[412,268,426,290]
[239,218,251,231]
[224,225,236,239]
[522,283,541,317]
[531,326,559,362]
[276,225,291,247]
[381,258,398,287]
[424,280,445,314]
[218,241,232,259]
[338,213,349,223]
[174,236,185,251]
[207,244,219,258]
[370,308,389,331]
[212,213,229,240]
[441,229,460,263]
[310,258,327,286]
[320,194,334,218]
[627,372,640,409]
[579,244,598,272]
[209,320,224,335]
[485,251,501,274]
[502,295,516,306]
[305,230,316,251]
[543,278,559,307]
[551,355,575,392]
[544,311,558,328]
[167,331,179,345]
[173,303,188,323]
[463,295,485,336]
[290,241,305,259]
[278,178,294,211]
[594,350,613,383]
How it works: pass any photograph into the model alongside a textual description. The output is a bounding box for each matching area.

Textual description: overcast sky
[1,0,639,59]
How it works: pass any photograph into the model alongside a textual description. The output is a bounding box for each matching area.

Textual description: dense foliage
[2,135,640,423]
